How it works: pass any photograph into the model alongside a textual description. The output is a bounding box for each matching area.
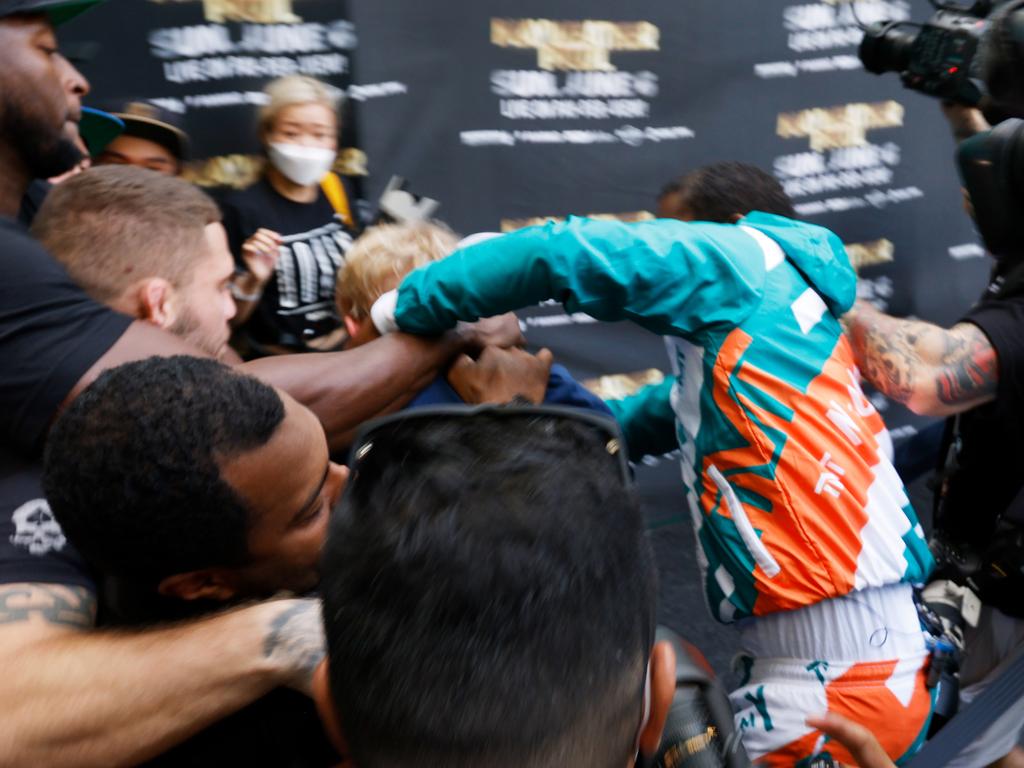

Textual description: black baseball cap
[0,0,104,25]
[109,102,190,162]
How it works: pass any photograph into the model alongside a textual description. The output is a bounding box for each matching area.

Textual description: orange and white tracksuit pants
[730,582,935,766]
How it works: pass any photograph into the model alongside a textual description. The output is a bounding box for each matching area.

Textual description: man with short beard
[0,3,527,765]
[32,166,238,360]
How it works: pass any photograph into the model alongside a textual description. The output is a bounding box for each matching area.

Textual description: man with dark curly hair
[656,160,797,224]
[43,355,347,766]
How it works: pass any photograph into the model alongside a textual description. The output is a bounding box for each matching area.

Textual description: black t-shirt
[0,446,94,591]
[938,287,1024,550]
[0,217,132,454]
[18,180,51,229]
[221,177,357,354]
[0,216,130,592]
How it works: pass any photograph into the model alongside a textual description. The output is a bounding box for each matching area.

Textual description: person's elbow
[903,364,986,418]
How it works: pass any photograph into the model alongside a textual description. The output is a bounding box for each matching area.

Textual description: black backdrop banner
[64,0,361,188]
[343,0,993,442]
[64,0,993,659]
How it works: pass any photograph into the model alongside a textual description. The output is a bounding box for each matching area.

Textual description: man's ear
[312,659,351,758]
[728,212,744,223]
[638,640,677,757]
[131,278,178,329]
[157,570,238,602]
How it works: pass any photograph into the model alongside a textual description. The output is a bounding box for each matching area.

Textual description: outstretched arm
[393,217,767,340]
[65,319,521,452]
[0,585,323,768]
[844,300,997,417]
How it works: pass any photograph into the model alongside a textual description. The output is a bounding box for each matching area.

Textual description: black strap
[908,642,1024,767]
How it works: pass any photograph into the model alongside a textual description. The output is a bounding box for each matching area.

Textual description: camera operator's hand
[447,346,553,405]
[941,101,990,143]
[805,713,896,768]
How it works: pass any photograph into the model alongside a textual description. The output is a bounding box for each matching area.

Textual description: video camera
[642,628,750,768]
[858,0,1024,120]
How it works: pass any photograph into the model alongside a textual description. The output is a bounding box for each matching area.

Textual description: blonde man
[338,222,611,413]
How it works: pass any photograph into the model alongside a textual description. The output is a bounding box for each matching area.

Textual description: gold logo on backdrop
[149,0,301,24]
[491,19,660,71]
[501,211,655,233]
[845,239,894,271]
[582,369,665,401]
[777,101,904,151]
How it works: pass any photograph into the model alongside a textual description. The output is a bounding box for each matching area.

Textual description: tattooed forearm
[262,599,325,690]
[844,301,998,415]
[845,302,918,404]
[0,584,96,628]
[935,324,998,404]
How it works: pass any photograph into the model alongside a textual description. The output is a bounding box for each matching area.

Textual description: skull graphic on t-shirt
[10,499,67,555]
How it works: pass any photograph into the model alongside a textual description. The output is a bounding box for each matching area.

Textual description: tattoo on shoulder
[0,584,96,628]
[936,324,998,405]
[262,600,325,683]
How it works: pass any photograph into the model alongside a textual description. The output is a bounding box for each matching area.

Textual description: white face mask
[268,142,337,187]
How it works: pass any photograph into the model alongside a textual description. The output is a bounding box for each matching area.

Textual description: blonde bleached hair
[338,222,460,319]
[259,75,342,136]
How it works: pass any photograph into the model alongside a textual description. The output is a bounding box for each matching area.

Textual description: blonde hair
[259,75,341,136]
[338,222,460,319]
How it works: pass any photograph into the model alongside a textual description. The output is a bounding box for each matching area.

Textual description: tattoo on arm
[846,304,919,404]
[262,600,325,686]
[0,584,96,628]
[846,302,998,412]
[935,324,998,405]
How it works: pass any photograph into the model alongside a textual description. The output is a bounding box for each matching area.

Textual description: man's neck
[266,165,319,204]
[0,143,31,219]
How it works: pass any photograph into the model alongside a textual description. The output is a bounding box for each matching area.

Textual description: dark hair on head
[43,356,285,584]
[321,411,657,768]
[662,160,796,222]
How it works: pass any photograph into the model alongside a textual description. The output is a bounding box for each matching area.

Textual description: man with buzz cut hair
[33,165,236,359]
[312,408,678,768]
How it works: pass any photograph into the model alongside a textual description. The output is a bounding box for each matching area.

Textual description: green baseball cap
[0,0,105,26]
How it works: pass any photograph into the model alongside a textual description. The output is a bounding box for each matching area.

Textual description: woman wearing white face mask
[222,75,361,357]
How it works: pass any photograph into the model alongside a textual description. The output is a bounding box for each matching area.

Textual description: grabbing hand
[457,313,526,352]
[805,713,896,768]
[447,346,554,405]
[241,228,283,285]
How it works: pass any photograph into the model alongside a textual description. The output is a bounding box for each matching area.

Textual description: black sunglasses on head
[347,403,632,487]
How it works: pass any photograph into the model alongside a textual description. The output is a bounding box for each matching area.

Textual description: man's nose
[58,54,89,107]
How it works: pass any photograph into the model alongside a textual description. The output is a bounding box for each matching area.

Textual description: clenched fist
[447,346,554,405]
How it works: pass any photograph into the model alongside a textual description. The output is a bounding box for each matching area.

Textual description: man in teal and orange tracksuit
[368,213,936,766]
